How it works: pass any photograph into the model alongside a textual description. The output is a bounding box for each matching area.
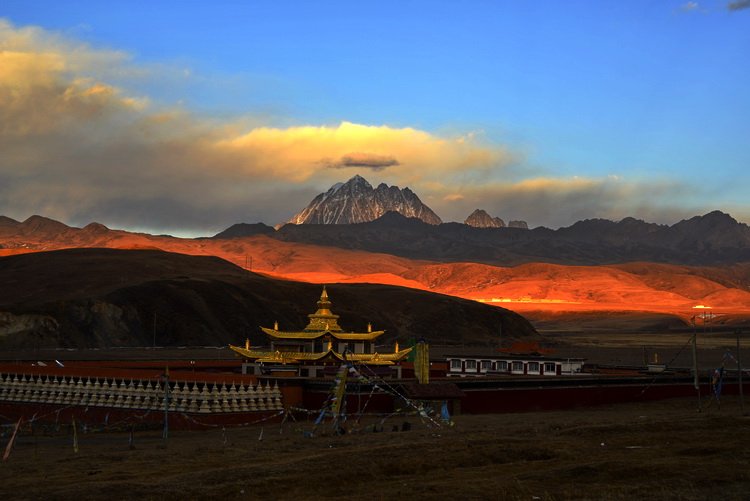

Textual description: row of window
[450,359,557,373]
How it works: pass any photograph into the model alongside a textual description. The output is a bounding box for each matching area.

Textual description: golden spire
[317,286,332,315]
[395,341,399,353]
[367,322,372,333]
[245,338,250,350]
[274,321,278,330]
[305,287,342,331]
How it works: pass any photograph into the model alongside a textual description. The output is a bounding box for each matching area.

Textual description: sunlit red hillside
[2,215,750,330]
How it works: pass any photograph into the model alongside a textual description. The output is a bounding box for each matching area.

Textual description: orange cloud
[213,122,512,185]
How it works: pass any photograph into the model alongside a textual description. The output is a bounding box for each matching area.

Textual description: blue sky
[1,1,749,235]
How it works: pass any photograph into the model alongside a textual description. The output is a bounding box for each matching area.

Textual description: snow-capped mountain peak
[283,175,442,226]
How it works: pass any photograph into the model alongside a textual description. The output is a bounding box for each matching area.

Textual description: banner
[3,417,23,461]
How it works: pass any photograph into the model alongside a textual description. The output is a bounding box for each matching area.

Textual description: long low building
[445,342,585,377]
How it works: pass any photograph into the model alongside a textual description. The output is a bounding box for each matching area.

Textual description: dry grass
[2,397,749,500]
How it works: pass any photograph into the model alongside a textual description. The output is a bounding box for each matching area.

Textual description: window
[528,362,540,372]
[512,361,524,372]
[496,361,508,371]
[481,360,492,371]
[450,359,462,370]
[544,363,556,374]
[466,360,477,370]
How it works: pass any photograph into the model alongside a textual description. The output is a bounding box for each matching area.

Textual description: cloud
[728,0,750,10]
[325,152,400,170]
[680,2,701,12]
[0,19,516,234]
[1,19,746,235]
[419,176,721,229]
[214,122,512,185]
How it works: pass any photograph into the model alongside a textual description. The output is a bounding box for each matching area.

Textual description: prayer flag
[3,417,22,461]
[441,402,451,420]
[72,417,79,454]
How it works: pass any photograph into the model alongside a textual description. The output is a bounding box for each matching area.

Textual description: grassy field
[2,397,748,500]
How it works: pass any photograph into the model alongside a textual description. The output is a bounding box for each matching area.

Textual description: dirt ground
[2,397,748,501]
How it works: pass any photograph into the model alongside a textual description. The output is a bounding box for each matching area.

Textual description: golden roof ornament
[304,286,342,331]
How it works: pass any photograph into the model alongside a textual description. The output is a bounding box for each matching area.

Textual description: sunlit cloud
[214,122,511,185]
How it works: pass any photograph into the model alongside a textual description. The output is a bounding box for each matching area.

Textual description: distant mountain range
[3,208,749,267]
[218,209,750,267]
[282,175,527,228]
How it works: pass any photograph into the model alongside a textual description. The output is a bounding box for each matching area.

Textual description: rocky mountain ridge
[270,210,750,267]
[283,174,442,226]
[464,209,528,229]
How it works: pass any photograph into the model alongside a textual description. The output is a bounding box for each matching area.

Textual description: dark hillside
[0,248,538,349]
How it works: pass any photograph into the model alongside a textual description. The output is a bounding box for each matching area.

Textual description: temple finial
[305,286,341,331]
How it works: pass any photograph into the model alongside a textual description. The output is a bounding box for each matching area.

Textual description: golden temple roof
[234,287,406,366]
[229,345,413,365]
[261,327,384,341]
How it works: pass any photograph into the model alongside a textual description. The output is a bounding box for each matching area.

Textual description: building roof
[261,286,385,341]
[261,327,384,341]
[233,287,405,365]
[229,345,413,366]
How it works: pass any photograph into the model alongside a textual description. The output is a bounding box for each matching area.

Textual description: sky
[1,1,749,236]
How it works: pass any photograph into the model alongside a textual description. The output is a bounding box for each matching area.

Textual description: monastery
[230,287,414,377]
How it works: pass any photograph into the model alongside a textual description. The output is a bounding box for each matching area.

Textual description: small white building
[446,342,585,377]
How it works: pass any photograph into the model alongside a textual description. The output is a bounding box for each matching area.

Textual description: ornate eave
[261,327,385,341]
[229,345,413,366]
